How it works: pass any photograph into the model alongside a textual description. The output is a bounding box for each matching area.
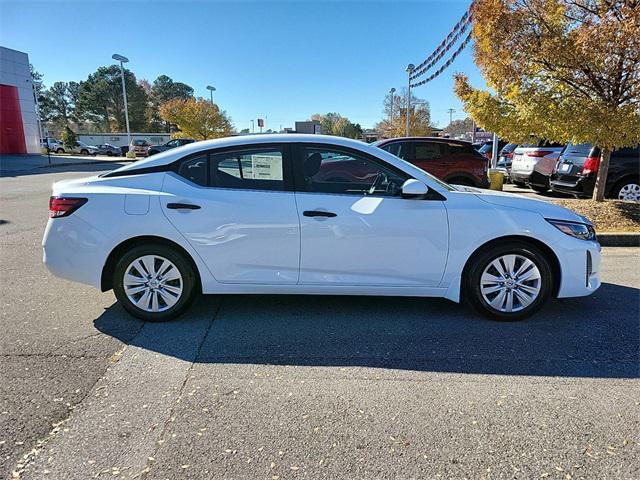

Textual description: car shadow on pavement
[94,282,639,379]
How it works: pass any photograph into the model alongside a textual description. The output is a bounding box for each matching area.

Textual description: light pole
[206,85,216,104]
[112,54,131,147]
[251,120,255,133]
[389,87,396,124]
[405,64,414,137]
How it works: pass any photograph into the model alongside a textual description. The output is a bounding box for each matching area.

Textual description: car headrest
[304,152,323,178]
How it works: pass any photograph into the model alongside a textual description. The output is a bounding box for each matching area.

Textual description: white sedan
[43,135,600,322]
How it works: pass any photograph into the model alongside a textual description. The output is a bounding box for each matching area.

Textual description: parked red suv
[374,137,489,187]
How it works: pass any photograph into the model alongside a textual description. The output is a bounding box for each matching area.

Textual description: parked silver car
[71,141,100,156]
[510,141,565,189]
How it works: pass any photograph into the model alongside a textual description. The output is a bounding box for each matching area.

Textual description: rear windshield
[500,143,518,154]
[564,143,594,156]
[478,143,492,154]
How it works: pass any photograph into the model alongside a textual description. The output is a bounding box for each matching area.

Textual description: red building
[0,47,40,154]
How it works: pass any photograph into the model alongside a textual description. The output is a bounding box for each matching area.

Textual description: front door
[161,144,300,284]
[294,144,448,286]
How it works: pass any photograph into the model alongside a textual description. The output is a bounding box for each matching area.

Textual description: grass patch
[550,199,639,232]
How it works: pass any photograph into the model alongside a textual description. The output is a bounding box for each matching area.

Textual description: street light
[112,53,131,147]
[206,85,216,104]
[405,64,415,137]
[389,87,396,123]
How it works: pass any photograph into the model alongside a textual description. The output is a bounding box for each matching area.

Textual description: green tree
[61,126,77,150]
[310,113,363,139]
[148,75,194,132]
[75,65,149,132]
[159,97,232,140]
[41,81,76,126]
[455,0,640,201]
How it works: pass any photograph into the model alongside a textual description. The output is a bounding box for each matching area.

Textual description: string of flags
[410,9,473,81]
[410,30,473,88]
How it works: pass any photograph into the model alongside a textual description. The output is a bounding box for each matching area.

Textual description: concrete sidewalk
[0,153,131,175]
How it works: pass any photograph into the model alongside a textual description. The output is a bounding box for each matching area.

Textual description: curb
[597,232,640,247]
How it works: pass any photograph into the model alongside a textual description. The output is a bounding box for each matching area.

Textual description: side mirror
[401,179,429,199]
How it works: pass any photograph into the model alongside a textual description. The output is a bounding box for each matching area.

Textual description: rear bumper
[550,176,596,198]
[42,216,112,289]
[510,171,531,183]
[528,170,549,188]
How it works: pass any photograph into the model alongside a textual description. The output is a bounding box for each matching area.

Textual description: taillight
[527,150,553,157]
[582,156,600,175]
[49,197,87,218]
[504,152,513,158]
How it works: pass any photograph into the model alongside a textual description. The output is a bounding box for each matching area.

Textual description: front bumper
[556,240,601,298]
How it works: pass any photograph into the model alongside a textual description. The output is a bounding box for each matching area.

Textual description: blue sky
[1,0,486,131]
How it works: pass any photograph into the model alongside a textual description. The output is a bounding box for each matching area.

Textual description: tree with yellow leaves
[160,97,233,140]
[455,0,640,200]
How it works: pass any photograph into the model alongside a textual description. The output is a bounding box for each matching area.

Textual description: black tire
[610,177,640,201]
[463,241,553,321]
[512,180,526,187]
[530,185,548,193]
[113,244,199,321]
[56,148,64,154]
[80,149,89,155]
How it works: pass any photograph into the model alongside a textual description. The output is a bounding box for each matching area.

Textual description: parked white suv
[510,142,565,188]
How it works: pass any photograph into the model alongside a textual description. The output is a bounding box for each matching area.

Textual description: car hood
[464,187,591,224]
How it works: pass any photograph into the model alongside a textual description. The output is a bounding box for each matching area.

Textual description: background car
[130,139,151,157]
[374,137,489,187]
[71,141,99,156]
[41,138,65,153]
[495,143,519,182]
[510,141,565,187]
[148,138,195,156]
[551,144,640,201]
[43,134,600,323]
[477,139,508,163]
[97,143,122,156]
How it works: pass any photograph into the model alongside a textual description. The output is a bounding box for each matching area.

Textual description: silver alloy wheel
[480,254,541,313]
[124,255,183,313]
[617,183,640,202]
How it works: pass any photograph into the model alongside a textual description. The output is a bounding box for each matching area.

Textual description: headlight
[547,219,596,241]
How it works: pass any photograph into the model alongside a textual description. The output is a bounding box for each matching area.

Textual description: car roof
[377,136,472,146]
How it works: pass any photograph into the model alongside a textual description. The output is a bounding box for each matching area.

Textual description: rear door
[412,141,448,179]
[160,144,301,284]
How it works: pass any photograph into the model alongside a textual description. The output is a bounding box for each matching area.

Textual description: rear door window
[414,142,443,161]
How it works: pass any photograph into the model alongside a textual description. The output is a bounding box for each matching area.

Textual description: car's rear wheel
[447,177,475,187]
[113,244,198,321]
[464,242,553,321]
[56,148,64,153]
[611,178,640,202]
[80,149,89,155]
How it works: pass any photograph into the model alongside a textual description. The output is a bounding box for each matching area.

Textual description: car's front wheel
[464,242,553,321]
[80,149,89,155]
[56,148,64,154]
[113,244,199,321]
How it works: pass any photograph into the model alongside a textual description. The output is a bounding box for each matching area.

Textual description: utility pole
[446,108,456,126]
[405,64,415,137]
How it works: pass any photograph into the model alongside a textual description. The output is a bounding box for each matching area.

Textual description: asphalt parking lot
[1,164,638,479]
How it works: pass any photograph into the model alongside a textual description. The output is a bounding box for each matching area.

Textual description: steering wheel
[367,172,387,195]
